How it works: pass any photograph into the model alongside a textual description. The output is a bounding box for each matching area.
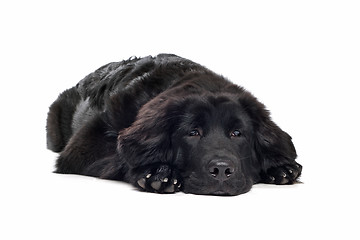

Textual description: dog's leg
[46,87,81,152]
[54,115,119,177]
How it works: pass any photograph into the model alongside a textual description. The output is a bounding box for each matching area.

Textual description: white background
[1,0,359,239]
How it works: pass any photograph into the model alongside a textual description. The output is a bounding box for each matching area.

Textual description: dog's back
[46,54,204,152]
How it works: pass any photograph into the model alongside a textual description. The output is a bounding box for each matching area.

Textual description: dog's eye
[230,130,242,137]
[189,129,201,137]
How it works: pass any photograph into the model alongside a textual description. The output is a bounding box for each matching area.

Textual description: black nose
[208,160,235,181]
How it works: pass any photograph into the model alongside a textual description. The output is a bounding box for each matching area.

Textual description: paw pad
[135,165,182,193]
[262,162,302,185]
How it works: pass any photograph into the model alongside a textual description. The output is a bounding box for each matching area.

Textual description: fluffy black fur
[47,54,302,196]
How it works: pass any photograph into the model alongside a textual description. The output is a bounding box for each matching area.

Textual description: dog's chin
[182,180,253,196]
[182,187,251,196]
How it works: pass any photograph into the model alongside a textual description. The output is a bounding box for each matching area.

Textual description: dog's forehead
[183,94,249,123]
[204,94,243,112]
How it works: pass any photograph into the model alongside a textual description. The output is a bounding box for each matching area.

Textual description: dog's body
[47,54,302,195]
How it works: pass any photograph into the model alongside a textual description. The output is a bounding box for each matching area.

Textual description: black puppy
[47,54,302,195]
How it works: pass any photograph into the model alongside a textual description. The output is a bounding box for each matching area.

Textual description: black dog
[47,54,302,195]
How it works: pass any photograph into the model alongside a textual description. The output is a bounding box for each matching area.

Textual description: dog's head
[117,85,296,195]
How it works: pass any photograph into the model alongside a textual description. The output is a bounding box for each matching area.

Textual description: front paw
[135,164,182,193]
[260,162,302,185]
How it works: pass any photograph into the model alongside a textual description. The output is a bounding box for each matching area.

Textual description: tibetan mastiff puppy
[46,54,302,196]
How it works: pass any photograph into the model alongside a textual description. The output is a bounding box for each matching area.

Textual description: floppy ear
[240,94,297,171]
[117,97,178,169]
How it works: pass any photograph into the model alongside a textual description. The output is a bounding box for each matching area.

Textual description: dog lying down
[46,54,302,196]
